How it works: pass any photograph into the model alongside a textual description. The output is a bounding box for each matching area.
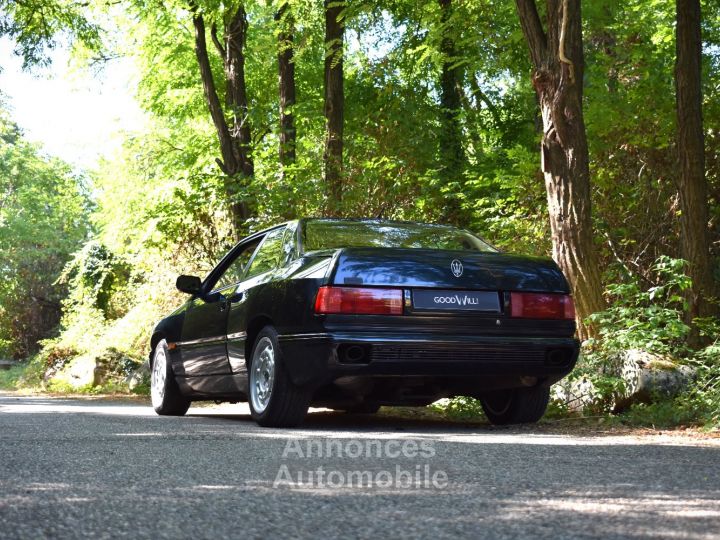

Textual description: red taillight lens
[314,286,403,315]
[510,292,575,320]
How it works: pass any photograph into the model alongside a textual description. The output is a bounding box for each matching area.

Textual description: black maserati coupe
[149,218,579,427]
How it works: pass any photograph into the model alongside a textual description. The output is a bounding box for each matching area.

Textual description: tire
[151,339,190,416]
[480,385,550,425]
[248,326,311,427]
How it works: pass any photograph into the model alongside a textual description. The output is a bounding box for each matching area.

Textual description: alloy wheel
[250,337,276,414]
[151,347,167,408]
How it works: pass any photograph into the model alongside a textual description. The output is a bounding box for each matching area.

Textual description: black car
[149,218,579,427]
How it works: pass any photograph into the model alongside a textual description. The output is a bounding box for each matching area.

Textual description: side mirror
[176,275,202,295]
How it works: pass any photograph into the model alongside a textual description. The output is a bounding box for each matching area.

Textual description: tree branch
[210,22,226,60]
[469,75,502,127]
[515,0,547,68]
[558,0,575,83]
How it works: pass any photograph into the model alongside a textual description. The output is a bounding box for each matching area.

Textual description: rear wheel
[151,339,190,416]
[480,386,550,425]
[248,326,311,427]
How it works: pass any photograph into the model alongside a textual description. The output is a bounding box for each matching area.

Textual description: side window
[212,239,261,291]
[280,222,298,266]
[245,227,286,279]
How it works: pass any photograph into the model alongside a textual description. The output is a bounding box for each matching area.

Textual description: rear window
[302,220,496,252]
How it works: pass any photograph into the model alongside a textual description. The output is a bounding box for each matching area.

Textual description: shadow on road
[1,394,720,539]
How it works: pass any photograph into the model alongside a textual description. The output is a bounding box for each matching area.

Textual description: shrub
[557,257,693,414]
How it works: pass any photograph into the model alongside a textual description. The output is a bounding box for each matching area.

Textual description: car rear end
[279,220,579,408]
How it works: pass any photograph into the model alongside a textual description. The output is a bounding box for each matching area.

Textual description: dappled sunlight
[3,395,716,449]
[2,395,719,539]
[0,398,153,417]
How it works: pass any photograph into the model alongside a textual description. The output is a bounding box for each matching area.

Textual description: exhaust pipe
[339,345,369,364]
[545,349,569,367]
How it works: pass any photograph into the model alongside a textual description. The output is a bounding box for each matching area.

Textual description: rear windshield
[302,220,496,252]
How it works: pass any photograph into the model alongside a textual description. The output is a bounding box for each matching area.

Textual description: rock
[49,348,145,390]
[552,376,602,413]
[613,349,695,412]
[53,354,98,388]
[551,349,695,414]
[0,360,16,371]
[125,362,150,391]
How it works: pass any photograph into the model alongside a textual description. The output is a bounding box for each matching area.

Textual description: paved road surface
[0,393,719,539]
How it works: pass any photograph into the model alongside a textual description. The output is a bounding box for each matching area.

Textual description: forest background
[0,0,718,426]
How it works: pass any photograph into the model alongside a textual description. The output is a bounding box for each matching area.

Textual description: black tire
[151,339,190,416]
[248,326,311,427]
[480,385,550,425]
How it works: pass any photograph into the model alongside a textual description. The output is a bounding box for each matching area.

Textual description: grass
[0,364,26,390]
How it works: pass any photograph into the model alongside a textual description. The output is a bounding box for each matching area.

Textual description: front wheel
[480,386,550,425]
[151,339,190,416]
[248,327,311,427]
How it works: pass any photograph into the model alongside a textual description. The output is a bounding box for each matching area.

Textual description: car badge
[450,259,463,277]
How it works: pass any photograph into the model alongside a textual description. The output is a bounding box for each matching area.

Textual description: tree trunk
[675,0,717,330]
[515,0,606,339]
[323,0,344,216]
[438,0,465,224]
[192,12,238,175]
[276,2,296,171]
[221,6,253,179]
[192,5,252,237]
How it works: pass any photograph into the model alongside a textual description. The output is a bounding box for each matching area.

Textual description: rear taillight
[509,292,575,320]
[314,286,403,315]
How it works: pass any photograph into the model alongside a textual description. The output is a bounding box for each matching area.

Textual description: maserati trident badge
[450,259,463,277]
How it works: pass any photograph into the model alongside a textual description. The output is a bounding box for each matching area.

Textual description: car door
[179,238,262,377]
[226,224,294,376]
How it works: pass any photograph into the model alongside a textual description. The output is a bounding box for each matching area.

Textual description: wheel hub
[250,337,275,414]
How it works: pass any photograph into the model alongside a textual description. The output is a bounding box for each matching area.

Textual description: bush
[428,397,485,421]
[681,341,720,428]
[556,257,694,414]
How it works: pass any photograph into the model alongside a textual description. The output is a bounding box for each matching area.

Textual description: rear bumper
[278,331,579,387]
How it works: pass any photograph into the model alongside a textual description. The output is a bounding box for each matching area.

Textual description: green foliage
[0,0,102,68]
[0,364,24,390]
[0,108,91,358]
[682,340,720,427]
[59,242,130,317]
[587,257,692,357]
[561,257,693,413]
[428,396,485,421]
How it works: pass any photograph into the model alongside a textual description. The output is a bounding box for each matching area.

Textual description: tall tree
[438,0,465,224]
[276,1,296,172]
[323,0,344,215]
[675,0,717,327]
[515,0,605,339]
[191,2,253,236]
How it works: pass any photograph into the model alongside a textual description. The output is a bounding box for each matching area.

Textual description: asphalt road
[0,393,719,539]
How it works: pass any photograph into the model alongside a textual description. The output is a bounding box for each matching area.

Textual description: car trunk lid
[330,247,569,294]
